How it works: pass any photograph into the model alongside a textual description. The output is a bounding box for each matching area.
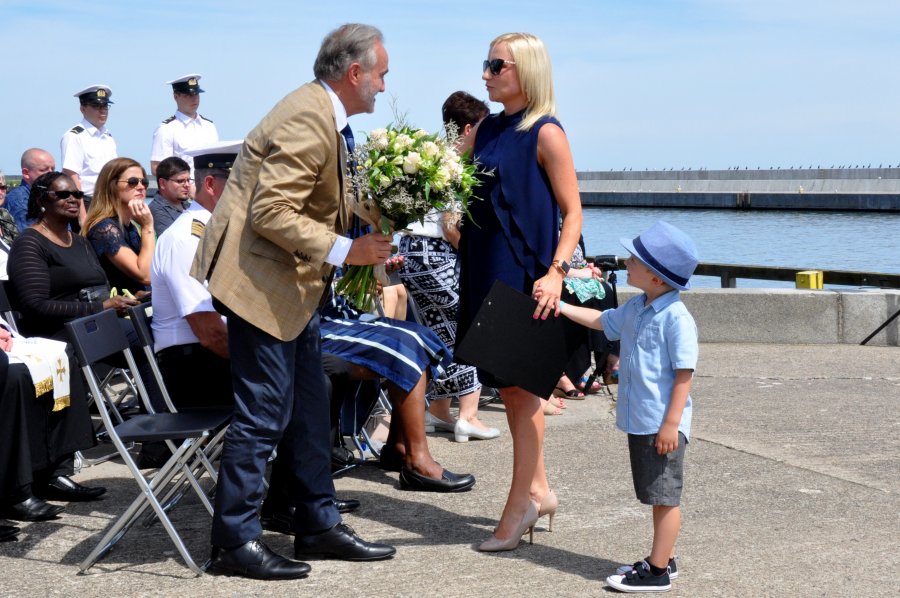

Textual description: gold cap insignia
[97,89,107,97]
[188,79,197,86]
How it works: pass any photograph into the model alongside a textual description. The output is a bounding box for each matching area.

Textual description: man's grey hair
[313,23,383,81]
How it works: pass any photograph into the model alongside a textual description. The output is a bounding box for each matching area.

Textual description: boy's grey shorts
[628,432,687,506]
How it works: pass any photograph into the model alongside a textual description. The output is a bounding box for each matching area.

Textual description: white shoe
[453,418,501,442]
[424,412,456,433]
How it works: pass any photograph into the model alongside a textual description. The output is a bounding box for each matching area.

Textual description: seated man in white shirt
[150,143,238,410]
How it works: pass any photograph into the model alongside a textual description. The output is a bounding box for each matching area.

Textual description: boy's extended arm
[558,301,604,331]
[656,368,693,455]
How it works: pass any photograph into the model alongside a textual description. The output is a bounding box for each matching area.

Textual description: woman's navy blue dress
[457,110,562,387]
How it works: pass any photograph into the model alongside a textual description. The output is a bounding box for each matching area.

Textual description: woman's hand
[128,198,154,230]
[384,254,405,274]
[0,326,14,352]
[102,295,139,314]
[532,268,564,320]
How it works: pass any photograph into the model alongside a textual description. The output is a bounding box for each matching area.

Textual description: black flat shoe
[261,499,361,536]
[0,525,20,542]
[294,522,395,561]
[209,538,310,580]
[399,467,476,493]
[36,476,106,502]
[2,496,65,521]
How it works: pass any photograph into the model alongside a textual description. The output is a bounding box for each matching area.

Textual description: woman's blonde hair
[490,32,557,131]
[81,157,145,236]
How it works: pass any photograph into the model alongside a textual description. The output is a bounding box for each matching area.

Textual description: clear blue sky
[2,0,898,175]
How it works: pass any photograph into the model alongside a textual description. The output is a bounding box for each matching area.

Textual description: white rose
[414,129,429,139]
[402,151,422,174]
[394,134,413,151]
[433,166,450,189]
[421,140,440,158]
[369,128,387,142]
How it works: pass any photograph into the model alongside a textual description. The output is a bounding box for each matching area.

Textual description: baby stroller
[563,254,620,396]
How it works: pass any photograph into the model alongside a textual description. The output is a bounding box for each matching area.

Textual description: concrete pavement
[1,342,897,597]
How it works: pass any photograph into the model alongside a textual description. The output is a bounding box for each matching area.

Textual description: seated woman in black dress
[82,158,155,297]
[0,315,103,522]
[7,171,138,340]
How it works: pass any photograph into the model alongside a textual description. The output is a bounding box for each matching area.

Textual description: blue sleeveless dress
[457,110,562,387]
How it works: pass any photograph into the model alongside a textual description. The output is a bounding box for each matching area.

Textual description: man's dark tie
[339,124,366,238]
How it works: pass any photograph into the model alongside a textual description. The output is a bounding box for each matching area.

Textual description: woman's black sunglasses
[49,189,85,200]
[483,58,516,76]
[119,177,150,188]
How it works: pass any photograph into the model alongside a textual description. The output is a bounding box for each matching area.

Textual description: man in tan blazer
[193,24,396,580]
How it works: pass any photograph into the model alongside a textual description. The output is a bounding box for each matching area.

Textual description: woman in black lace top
[81,158,155,296]
[8,172,137,339]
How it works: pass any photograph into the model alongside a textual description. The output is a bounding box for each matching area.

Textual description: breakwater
[578,167,900,211]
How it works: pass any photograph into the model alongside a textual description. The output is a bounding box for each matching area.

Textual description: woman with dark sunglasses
[457,32,583,552]
[82,157,155,297]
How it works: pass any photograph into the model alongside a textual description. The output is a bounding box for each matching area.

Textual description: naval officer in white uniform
[61,85,118,199]
[150,74,219,175]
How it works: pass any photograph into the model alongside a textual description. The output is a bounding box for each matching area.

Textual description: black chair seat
[116,410,231,443]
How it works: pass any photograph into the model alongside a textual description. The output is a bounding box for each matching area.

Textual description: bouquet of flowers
[336,120,483,312]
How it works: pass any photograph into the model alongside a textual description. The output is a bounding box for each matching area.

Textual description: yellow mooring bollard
[796,270,824,289]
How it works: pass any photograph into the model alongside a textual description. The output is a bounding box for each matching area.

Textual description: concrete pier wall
[616,287,900,346]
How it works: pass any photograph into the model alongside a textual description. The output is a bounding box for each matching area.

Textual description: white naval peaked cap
[73,84,113,104]
[184,140,244,170]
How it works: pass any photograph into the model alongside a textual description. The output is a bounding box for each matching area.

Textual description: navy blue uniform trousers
[210,311,340,548]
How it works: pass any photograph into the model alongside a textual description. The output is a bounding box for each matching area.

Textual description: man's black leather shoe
[36,476,106,502]
[2,496,65,521]
[261,499,362,535]
[209,538,311,580]
[0,525,20,541]
[294,522,395,561]
[399,467,476,493]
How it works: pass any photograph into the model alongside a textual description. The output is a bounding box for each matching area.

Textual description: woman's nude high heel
[538,489,559,532]
[478,501,540,552]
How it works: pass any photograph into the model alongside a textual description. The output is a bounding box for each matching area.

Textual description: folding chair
[66,309,231,575]
[125,303,231,526]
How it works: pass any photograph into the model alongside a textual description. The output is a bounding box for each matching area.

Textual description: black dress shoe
[209,538,311,580]
[378,445,404,472]
[0,525,20,542]
[261,499,362,535]
[36,476,106,502]
[399,467,476,493]
[2,496,65,521]
[294,522,395,561]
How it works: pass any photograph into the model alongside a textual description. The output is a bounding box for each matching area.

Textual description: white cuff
[325,235,352,266]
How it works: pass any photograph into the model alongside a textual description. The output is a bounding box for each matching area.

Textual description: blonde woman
[82,158,155,296]
[457,32,583,551]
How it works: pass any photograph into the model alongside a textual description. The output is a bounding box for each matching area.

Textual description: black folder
[455,280,587,398]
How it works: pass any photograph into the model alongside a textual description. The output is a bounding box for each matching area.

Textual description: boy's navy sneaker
[615,556,678,580]
[606,561,671,593]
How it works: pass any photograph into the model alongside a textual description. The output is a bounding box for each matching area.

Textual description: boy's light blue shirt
[601,289,698,440]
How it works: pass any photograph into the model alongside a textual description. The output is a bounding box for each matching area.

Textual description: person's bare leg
[427,397,455,424]
[387,374,443,479]
[456,389,495,432]
[649,505,680,571]
[491,386,548,540]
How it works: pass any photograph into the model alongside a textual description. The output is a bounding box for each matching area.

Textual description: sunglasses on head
[0,185,7,191]
[49,189,85,200]
[483,58,516,75]
[119,177,149,188]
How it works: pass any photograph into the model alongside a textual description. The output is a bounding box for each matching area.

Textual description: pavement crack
[694,435,891,493]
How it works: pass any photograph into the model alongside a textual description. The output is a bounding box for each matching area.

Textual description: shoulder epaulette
[162,115,176,124]
[69,125,85,134]
[190,219,206,238]
[200,114,214,123]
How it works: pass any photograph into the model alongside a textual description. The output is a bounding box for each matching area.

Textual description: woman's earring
[40,206,46,213]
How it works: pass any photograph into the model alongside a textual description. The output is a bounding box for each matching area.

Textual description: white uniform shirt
[404,208,444,239]
[60,118,117,195]
[150,110,219,170]
[150,202,222,352]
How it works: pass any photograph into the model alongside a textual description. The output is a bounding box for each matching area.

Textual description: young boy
[559,221,699,593]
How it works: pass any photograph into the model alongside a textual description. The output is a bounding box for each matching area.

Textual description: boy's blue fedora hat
[620,221,699,290]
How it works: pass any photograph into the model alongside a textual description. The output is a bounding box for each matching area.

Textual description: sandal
[577,376,602,394]
[542,399,562,416]
[553,386,585,400]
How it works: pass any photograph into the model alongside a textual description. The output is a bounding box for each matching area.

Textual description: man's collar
[80,118,107,136]
[175,110,200,124]
[319,80,347,132]
[187,200,211,215]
